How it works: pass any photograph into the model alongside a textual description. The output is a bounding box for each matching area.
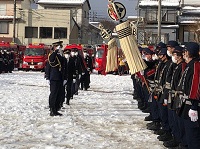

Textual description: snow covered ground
[0,71,166,149]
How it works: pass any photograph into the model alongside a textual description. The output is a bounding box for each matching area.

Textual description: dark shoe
[142,107,151,113]
[154,129,166,135]
[66,99,70,105]
[146,121,154,127]
[144,115,152,121]
[163,138,179,148]
[147,122,161,130]
[139,105,147,110]
[157,132,173,141]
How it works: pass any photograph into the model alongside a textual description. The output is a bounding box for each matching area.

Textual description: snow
[0,71,165,149]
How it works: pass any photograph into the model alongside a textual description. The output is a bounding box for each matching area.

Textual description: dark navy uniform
[81,50,93,90]
[62,50,76,105]
[45,41,64,116]
[176,42,200,149]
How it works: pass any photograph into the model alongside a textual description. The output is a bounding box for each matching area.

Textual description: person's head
[183,42,199,63]
[71,48,78,57]
[142,48,154,61]
[166,41,179,57]
[154,42,166,55]
[63,49,71,59]
[158,48,168,62]
[172,46,184,63]
[83,49,88,58]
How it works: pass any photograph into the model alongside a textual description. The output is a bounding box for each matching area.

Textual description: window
[25,27,38,38]
[40,27,52,38]
[184,31,195,42]
[84,11,87,18]
[54,27,67,39]
[0,4,6,15]
[0,22,8,34]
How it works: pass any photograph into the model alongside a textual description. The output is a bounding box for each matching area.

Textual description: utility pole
[157,0,161,43]
[13,0,16,43]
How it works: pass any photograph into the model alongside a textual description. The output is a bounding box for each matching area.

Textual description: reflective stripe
[165,82,171,89]
[185,100,200,107]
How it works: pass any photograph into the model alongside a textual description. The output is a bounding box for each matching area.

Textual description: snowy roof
[37,0,86,4]
[182,0,200,5]
[139,0,179,6]
[89,22,101,30]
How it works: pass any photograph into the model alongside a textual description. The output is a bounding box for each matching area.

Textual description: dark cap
[138,46,143,53]
[167,40,179,48]
[173,46,183,54]
[143,48,154,55]
[156,42,166,49]
[63,49,71,54]
[184,42,199,57]
[83,49,88,53]
[52,41,63,46]
[158,48,167,55]
[71,48,78,52]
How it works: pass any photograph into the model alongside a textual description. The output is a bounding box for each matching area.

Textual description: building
[0,0,91,45]
[137,0,180,45]
[178,0,200,43]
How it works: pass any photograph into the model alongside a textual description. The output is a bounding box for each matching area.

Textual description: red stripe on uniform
[147,69,156,77]
[189,62,200,100]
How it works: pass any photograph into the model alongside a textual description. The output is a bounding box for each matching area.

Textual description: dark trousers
[81,72,90,90]
[177,115,187,146]
[158,103,170,131]
[66,80,73,101]
[49,80,64,111]
[168,109,181,141]
[184,119,200,149]
[150,95,160,121]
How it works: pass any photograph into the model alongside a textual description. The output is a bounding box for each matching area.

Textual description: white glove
[163,99,168,106]
[82,72,85,75]
[188,109,198,122]
[79,74,81,79]
[73,79,76,83]
[63,80,67,86]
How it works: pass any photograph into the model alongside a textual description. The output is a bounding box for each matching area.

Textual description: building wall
[16,9,72,45]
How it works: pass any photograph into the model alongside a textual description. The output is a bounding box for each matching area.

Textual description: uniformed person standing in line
[81,49,93,90]
[0,49,3,74]
[45,41,64,116]
[62,49,76,105]
[176,42,200,149]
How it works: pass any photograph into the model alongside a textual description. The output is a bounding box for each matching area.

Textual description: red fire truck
[22,43,50,71]
[94,44,108,74]
[0,41,26,69]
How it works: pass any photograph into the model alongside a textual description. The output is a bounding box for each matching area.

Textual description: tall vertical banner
[106,38,118,72]
[116,21,147,74]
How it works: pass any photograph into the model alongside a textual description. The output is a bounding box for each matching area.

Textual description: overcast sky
[89,0,138,19]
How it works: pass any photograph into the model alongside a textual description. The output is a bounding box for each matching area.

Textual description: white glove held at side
[188,109,198,122]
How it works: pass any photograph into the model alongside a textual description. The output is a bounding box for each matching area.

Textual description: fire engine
[22,43,50,71]
[0,41,26,69]
[94,44,108,74]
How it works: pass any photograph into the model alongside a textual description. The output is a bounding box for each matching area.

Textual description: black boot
[66,98,70,105]
[50,108,57,116]
[147,121,161,130]
[154,128,166,135]
[163,137,179,148]
[144,115,152,121]
[157,131,173,141]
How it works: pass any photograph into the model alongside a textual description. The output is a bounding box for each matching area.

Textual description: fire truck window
[25,48,45,56]
[96,49,104,58]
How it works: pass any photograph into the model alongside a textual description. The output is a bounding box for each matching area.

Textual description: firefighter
[62,49,76,105]
[0,49,3,74]
[176,42,200,149]
[81,49,93,90]
[45,41,64,116]
[71,48,85,96]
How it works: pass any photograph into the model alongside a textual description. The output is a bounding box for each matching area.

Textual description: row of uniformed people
[132,41,200,149]
[45,41,93,116]
[0,49,14,74]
